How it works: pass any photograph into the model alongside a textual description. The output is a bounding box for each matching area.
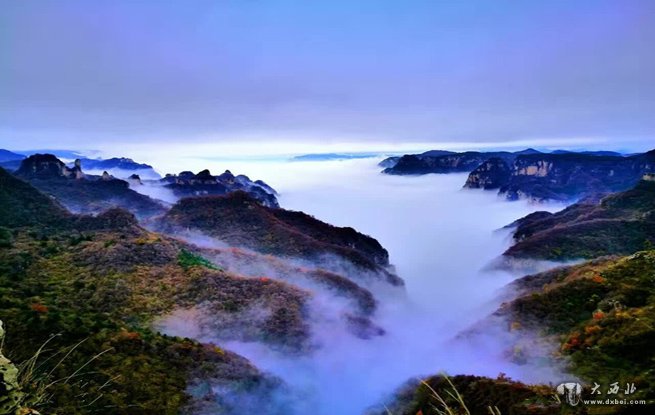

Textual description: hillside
[495,251,655,408]
[0,175,311,414]
[14,154,166,219]
[0,167,71,229]
[504,178,655,260]
[160,191,402,286]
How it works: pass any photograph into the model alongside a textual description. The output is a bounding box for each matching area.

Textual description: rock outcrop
[75,157,161,180]
[384,148,655,202]
[162,169,279,208]
[383,151,514,175]
[463,150,655,202]
[15,153,83,180]
[0,320,26,415]
[14,154,166,219]
[463,157,511,189]
[496,152,655,201]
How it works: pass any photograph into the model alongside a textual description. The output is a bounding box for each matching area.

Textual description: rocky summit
[383,148,655,202]
[161,169,279,208]
[13,154,166,219]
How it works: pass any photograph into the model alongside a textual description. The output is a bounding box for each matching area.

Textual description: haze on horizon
[2,0,655,153]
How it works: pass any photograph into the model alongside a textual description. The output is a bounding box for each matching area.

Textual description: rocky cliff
[496,152,655,201]
[463,157,512,189]
[75,157,161,180]
[14,154,166,219]
[462,150,655,202]
[383,151,514,175]
[162,169,279,208]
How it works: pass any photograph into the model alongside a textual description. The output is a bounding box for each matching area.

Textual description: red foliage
[30,302,48,313]
[116,330,141,341]
[592,274,606,284]
[592,310,605,320]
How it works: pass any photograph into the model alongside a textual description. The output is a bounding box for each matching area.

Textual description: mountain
[79,157,152,170]
[0,149,25,162]
[161,169,279,208]
[159,191,402,286]
[379,374,560,415]
[0,167,71,228]
[381,149,554,175]
[551,149,624,157]
[17,149,89,159]
[378,151,457,170]
[75,157,162,179]
[465,150,655,202]
[378,156,401,168]
[462,157,512,190]
[503,176,655,260]
[0,157,407,413]
[419,150,458,157]
[0,174,313,413]
[291,152,378,161]
[513,148,542,155]
[494,251,655,408]
[382,151,515,175]
[383,148,652,202]
[14,154,166,219]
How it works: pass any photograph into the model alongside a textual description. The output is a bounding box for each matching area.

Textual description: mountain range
[2,147,655,414]
[382,148,655,202]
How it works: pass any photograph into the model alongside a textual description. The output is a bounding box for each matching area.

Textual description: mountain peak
[15,154,83,180]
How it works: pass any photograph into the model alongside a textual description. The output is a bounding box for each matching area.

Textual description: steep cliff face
[383,151,514,175]
[378,156,400,169]
[498,153,653,201]
[160,191,402,286]
[14,154,166,219]
[503,179,655,260]
[15,153,83,180]
[462,150,655,202]
[162,169,279,208]
[463,157,511,189]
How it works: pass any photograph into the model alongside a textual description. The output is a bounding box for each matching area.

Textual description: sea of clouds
[154,156,569,415]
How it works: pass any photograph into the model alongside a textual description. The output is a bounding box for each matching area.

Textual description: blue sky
[1,0,654,153]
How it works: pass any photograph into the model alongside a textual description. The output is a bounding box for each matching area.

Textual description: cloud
[158,158,571,414]
[1,1,654,148]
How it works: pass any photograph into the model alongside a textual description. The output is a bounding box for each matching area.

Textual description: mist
[153,157,572,414]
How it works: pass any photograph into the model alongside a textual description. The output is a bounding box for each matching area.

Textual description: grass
[177,249,222,270]
[1,322,115,414]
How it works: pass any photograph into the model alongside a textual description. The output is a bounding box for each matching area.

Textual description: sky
[1,0,655,154]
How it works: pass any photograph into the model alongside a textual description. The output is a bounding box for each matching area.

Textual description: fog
[158,157,568,414]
